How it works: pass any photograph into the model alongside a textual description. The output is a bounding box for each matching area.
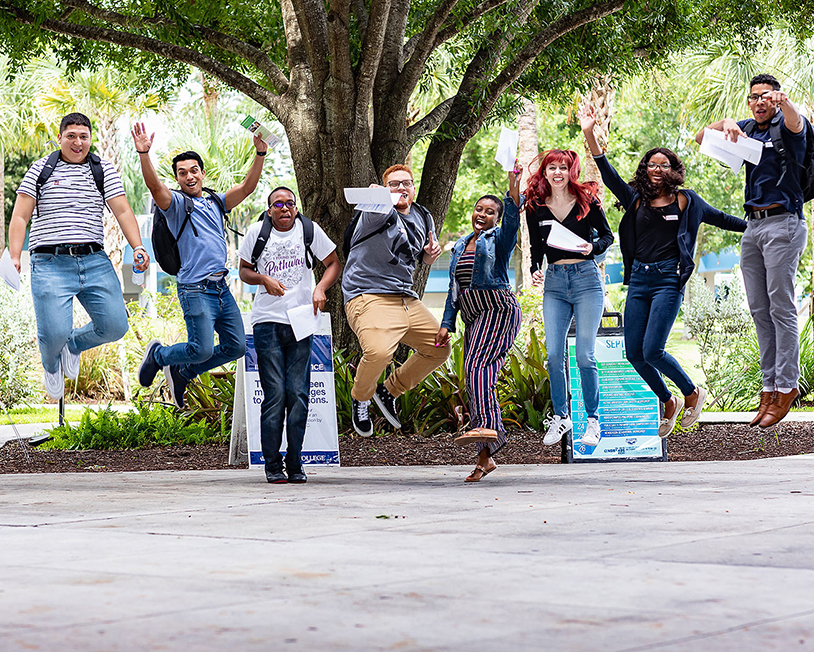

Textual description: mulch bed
[2,422,814,473]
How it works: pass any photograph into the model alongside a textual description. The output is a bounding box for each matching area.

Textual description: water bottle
[131,253,145,287]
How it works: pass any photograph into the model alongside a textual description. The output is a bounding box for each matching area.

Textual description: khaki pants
[345,294,451,401]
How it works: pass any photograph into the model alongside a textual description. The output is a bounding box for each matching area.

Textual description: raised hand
[131,122,154,153]
[577,105,597,133]
[423,230,441,264]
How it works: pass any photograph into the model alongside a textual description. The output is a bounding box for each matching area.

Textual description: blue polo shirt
[738,112,807,218]
[161,190,228,283]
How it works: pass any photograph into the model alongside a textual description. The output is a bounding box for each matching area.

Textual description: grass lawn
[665,322,706,387]
[1,406,92,426]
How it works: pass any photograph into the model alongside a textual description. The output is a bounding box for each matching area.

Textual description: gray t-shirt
[341,204,434,303]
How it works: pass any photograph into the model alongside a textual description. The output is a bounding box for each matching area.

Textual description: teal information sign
[567,334,666,462]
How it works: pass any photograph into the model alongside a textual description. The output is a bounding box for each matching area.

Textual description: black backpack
[342,203,434,259]
[250,209,315,270]
[151,188,230,275]
[743,110,814,203]
[36,150,105,217]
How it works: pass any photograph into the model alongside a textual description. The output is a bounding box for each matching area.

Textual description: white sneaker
[60,344,81,381]
[44,367,64,400]
[543,415,572,445]
[582,418,601,446]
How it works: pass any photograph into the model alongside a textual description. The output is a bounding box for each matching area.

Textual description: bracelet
[133,245,147,253]
[136,150,149,154]
[256,150,267,157]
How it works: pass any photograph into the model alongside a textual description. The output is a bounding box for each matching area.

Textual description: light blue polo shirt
[161,190,228,284]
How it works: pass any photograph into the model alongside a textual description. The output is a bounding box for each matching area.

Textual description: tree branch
[351,0,369,43]
[432,0,513,51]
[355,0,392,111]
[61,0,290,94]
[401,0,461,63]
[288,0,330,86]
[406,97,455,145]
[487,0,625,100]
[4,5,284,116]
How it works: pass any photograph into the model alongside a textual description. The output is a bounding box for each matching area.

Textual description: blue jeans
[253,322,312,472]
[154,278,246,380]
[543,260,604,418]
[30,251,129,374]
[624,259,695,403]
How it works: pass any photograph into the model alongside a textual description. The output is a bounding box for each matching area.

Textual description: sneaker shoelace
[357,401,369,420]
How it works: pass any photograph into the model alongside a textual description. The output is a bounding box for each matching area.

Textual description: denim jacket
[440,194,520,332]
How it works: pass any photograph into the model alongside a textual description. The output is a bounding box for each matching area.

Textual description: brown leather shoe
[759,388,799,428]
[454,428,498,445]
[749,391,775,427]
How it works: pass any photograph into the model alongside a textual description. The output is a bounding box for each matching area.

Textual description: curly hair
[628,148,685,203]
[526,149,598,220]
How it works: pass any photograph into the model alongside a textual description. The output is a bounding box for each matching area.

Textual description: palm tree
[0,56,55,252]
[36,63,163,276]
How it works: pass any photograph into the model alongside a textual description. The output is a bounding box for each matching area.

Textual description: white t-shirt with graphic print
[238,218,336,327]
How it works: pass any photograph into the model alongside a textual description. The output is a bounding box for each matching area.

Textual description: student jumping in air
[525,149,614,449]
[581,105,746,437]
[436,171,523,482]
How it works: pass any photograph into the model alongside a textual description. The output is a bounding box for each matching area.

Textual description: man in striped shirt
[8,112,150,400]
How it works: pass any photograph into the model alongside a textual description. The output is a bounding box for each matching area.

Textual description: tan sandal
[465,459,497,482]
[454,428,498,445]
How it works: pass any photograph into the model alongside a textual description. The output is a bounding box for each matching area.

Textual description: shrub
[40,402,223,450]
[0,280,38,408]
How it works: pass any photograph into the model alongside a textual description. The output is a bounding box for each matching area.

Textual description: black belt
[32,243,103,256]
[748,206,787,220]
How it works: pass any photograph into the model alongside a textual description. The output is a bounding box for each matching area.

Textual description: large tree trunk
[517,98,539,291]
[581,77,615,312]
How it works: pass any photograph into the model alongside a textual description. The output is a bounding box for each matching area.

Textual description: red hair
[525,149,598,220]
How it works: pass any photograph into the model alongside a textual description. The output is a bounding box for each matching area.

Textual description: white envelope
[495,127,519,172]
[541,220,591,253]
[0,249,21,291]
[700,128,764,173]
[344,187,400,214]
[287,304,322,341]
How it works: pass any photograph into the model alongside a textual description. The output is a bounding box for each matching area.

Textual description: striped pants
[460,288,522,456]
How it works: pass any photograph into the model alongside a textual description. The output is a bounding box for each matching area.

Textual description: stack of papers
[344,187,399,214]
[540,220,591,253]
[699,128,763,174]
[0,250,21,291]
[495,127,519,172]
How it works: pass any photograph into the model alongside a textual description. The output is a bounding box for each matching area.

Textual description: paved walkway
[1,458,813,651]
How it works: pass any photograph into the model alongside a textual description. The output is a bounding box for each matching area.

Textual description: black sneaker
[164,365,189,409]
[352,398,373,437]
[266,469,288,484]
[372,383,402,429]
[138,340,162,387]
[287,469,307,484]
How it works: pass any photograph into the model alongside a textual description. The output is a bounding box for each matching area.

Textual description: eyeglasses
[646,162,672,171]
[270,200,296,209]
[748,92,768,103]
[386,179,414,189]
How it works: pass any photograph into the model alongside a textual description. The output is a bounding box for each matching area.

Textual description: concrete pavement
[1,458,813,651]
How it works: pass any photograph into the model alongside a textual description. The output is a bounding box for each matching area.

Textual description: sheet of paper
[541,220,591,253]
[700,128,764,173]
[287,304,322,342]
[343,187,399,214]
[495,127,519,172]
[0,249,21,291]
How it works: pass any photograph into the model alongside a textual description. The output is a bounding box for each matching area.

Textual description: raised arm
[578,105,603,157]
[224,134,268,211]
[131,122,173,211]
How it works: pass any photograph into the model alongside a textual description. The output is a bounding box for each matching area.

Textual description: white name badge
[664,214,679,221]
